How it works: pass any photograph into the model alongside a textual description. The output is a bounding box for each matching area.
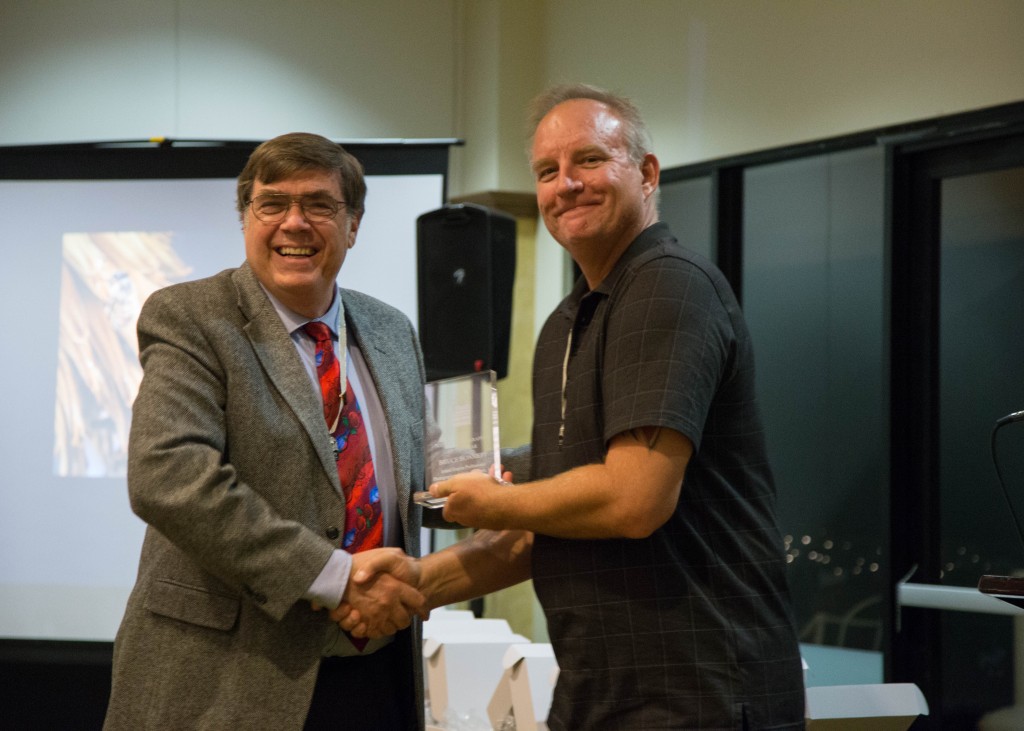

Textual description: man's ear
[346,214,361,248]
[641,153,660,198]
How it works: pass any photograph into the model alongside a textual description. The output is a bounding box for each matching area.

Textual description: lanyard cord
[325,299,347,454]
[335,293,347,402]
[559,327,572,447]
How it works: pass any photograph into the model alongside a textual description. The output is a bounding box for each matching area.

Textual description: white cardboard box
[422,631,529,724]
[421,615,518,718]
[424,607,476,623]
[423,616,513,639]
[487,643,559,731]
[805,683,929,730]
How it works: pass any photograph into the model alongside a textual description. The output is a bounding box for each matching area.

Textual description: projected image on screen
[54,232,192,478]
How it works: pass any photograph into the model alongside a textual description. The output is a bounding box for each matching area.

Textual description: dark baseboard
[0,640,112,731]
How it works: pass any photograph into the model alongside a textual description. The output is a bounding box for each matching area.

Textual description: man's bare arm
[332,529,532,635]
[431,427,692,539]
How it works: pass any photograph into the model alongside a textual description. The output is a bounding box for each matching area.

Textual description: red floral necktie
[302,322,382,553]
[304,322,383,651]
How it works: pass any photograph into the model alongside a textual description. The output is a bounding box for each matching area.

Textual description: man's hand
[429,470,513,529]
[329,548,425,639]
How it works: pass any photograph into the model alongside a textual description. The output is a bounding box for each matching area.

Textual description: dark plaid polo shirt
[530,223,805,730]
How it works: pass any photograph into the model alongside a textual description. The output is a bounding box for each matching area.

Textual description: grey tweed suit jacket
[105,262,426,730]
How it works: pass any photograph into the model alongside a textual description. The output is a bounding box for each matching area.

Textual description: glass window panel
[742,147,887,653]
[660,176,712,259]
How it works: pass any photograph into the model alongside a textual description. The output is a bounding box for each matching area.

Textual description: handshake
[314,547,429,639]
[312,468,518,638]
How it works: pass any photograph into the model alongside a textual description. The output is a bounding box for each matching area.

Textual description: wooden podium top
[978,575,1024,609]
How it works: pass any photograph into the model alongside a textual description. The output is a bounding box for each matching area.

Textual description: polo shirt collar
[558,221,674,319]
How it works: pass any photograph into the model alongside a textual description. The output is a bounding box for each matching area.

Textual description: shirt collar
[592,222,673,295]
[260,284,342,337]
[558,221,674,318]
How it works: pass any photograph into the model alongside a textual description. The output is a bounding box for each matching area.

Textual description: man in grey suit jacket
[105,133,428,730]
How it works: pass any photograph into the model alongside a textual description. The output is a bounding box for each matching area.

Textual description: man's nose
[280,200,313,228]
[557,169,583,194]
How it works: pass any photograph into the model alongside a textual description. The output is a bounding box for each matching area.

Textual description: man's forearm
[419,529,533,610]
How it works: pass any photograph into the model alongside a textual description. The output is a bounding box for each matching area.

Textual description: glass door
[891,132,1024,728]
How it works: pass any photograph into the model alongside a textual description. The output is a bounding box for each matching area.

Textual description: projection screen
[0,139,452,642]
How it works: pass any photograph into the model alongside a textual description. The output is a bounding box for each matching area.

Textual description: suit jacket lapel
[342,291,414,517]
[232,264,341,491]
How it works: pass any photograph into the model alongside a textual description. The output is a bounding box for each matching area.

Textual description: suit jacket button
[326,526,340,540]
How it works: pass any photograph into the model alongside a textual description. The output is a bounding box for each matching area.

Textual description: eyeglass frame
[246,193,348,224]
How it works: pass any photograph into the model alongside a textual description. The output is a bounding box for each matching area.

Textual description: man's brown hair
[236,132,366,223]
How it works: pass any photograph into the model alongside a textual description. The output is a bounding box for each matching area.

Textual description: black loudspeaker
[417,203,516,381]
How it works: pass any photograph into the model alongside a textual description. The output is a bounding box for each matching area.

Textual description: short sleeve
[602,255,734,451]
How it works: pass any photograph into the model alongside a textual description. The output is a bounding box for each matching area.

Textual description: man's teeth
[278,246,315,256]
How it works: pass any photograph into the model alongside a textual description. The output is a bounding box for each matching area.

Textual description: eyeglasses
[247,194,347,223]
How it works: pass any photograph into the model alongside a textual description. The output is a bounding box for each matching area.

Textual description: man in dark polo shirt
[348,83,805,729]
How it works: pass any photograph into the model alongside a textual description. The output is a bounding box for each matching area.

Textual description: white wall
[536,0,1024,171]
[0,0,458,145]
[4,0,1023,192]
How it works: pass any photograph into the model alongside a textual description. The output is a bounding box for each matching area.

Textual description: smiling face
[530,98,659,286]
[243,168,359,318]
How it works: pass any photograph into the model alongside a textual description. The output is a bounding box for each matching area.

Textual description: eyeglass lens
[250,194,343,222]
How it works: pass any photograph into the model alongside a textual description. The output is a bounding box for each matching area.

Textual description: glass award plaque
[414,370,501,509]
